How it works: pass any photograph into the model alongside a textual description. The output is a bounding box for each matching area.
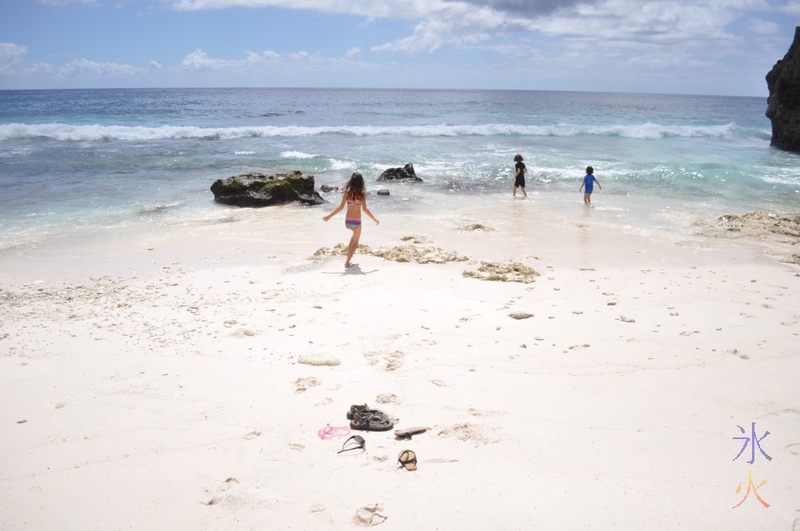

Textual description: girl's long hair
[344,172,366,201]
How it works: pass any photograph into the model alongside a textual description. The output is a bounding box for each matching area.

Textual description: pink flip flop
[318,424,352,440]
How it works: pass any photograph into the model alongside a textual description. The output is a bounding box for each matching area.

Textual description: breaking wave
[0,122,756,142]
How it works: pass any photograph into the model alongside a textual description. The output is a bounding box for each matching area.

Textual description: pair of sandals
[347,404,394,431]
[345,404,418,471]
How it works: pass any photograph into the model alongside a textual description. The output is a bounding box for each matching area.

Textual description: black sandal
[398,449,417,471]
[350,411,394,431]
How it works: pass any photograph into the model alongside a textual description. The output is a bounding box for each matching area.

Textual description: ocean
[1,88,798,255]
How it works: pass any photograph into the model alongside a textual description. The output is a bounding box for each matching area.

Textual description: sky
[0,0,798,96]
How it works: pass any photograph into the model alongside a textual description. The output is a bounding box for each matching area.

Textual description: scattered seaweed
[462,261,540,283]
[458,223,495,232]
[311,242,468,265]
[712,212,800,239]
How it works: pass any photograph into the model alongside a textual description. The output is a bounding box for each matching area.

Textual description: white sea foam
[281,150,317,159]
[235,151,256,155]
[761,174,800,187]
[328,158,354,171]
[0,122,743,143]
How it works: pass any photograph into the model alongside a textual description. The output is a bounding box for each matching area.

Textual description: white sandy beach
[1,200,799,530]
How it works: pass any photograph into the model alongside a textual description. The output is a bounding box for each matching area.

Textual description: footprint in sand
[728,349,750,360]
[353,504,388,527]
[365,351,404,371]
[436,422,498,446]
[568,344,591,351]
[353,503,387,527]
[371,446,389,463]
[400,234,432,243]
[375,393,398,404]
[468,408,502,418]
[294,377,321,393]
[298,354,340,366]
[201,477,239,506]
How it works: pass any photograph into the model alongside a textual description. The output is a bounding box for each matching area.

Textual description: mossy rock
[210,171,326,207]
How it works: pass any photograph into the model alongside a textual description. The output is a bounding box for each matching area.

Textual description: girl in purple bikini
[323,172,379,268]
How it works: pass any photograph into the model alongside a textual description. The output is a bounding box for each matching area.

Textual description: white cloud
[177,47,365,75]
[59,58,142,76]
[456,0,602,17]
[538,0,740,44]
[149,60,163,68]
[168,0,792,63]
[0,43,29,72]
[180,48,227,69]
[778,1,800,16]
[372,3,516,54]
[747,17,779,35]
[36,0,98,5]
[168,0,434,19]
[195,0,738,59]
[346,47,361,57]
[179,50,208,69]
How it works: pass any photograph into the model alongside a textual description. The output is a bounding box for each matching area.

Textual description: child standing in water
[512,154,528,198]
[579,166,601,204]
[322,172,379,268]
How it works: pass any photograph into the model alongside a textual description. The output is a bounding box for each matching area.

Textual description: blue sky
[0,0,797,96]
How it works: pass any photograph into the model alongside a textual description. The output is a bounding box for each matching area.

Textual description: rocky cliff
[766,27,800,152]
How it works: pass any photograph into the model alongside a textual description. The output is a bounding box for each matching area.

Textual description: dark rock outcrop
[766,27,800,152]
[377,163,422,182]
[210,171,326,207]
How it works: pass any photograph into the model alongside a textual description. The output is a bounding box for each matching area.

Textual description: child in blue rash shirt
[579,166,601,204]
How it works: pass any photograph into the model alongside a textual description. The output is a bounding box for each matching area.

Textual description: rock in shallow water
[210,171,326,207]
[377,163,422,182]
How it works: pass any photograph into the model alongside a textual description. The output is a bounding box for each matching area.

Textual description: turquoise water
[0,88,798,250]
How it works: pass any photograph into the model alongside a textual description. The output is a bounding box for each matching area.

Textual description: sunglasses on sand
[337,435,366,454]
